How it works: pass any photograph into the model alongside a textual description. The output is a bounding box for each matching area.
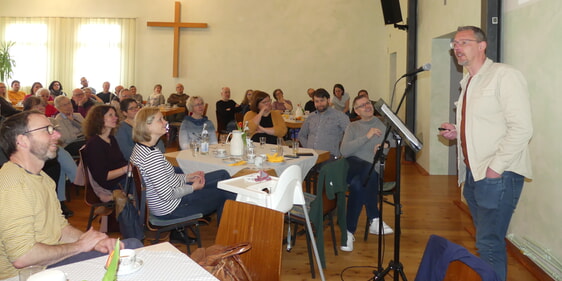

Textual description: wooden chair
[215,200,285,281]
[363,147,398,241]
[78,148,115,231]
[131,163,204,254]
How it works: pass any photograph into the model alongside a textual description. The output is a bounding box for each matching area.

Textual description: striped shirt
[130,143,192,216]
[0,162,68,279]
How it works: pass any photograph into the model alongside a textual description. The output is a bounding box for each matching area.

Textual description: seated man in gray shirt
[298,88,350,158]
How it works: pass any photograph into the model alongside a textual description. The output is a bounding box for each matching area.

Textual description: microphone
[401,63,431,77]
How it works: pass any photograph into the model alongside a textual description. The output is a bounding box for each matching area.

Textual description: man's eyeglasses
[354,102,371,110]
[127,105,141,111]
[24,125,56,135]
[450,39,480,49]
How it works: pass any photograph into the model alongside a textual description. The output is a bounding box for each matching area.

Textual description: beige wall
[0,0,396,126]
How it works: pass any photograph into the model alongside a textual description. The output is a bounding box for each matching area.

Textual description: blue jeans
[345,157,380,234]
[463,170,524,281]
[156,170,236,222]
[48,238,143,268]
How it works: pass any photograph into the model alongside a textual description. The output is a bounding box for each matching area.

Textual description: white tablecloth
[2,243,217,281]
[172,143,318,181]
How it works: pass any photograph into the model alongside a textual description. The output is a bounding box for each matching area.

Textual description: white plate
[118,258,143,276]
[215,154,227,158]
[223,157,242,164]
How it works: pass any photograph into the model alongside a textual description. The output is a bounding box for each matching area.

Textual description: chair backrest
[215,200,285,281]
[215,110,226,134]
[383,147,397,183]
[269,165,302,213]
[203,103,208,116]
[79,147,103,205]
[131,163,152,231]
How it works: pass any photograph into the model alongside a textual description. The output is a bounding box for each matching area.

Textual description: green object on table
[102,239,120,281]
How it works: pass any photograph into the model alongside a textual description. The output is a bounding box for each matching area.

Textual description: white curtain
[0,17,135,93]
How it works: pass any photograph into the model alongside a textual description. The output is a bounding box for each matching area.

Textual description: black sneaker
[60,201,74,218]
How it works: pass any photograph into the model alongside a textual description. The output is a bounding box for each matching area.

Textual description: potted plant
[0,41,16,83]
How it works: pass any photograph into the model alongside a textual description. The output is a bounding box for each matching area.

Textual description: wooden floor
[66,160,539,281]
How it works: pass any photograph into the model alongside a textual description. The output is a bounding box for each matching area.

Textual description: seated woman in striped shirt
[130,107,235,221]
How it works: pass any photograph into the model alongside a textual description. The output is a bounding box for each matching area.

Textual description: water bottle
[200,124,209,155]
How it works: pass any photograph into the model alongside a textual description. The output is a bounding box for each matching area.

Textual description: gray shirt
[52,113,85,147]
[340,116,394,165]
[298,107,349,156]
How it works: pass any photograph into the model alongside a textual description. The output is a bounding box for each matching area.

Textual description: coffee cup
[119,249,137,271]
[217,148,227,157]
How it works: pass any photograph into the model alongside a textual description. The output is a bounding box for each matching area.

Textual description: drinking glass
[259,137,266,147]
[276,137,284,156]
[19,265,45,281]
[292,139,299,155]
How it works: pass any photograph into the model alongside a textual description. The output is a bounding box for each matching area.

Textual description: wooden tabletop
[160,106,185,116]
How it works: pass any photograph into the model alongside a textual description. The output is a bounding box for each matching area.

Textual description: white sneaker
[369,218,394,235]
[340,231,355,252]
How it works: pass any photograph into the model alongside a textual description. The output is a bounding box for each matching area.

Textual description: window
[0,17,135,92]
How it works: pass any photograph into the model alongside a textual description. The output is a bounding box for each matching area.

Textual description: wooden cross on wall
[147,1,208,77]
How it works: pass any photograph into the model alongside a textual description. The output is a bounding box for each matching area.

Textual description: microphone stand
[368,77,416,281]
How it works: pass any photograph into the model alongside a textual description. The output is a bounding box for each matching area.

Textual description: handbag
[191,242,253,281]
[116,169,145,241]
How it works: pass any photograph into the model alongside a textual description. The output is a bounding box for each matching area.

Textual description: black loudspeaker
[381,0,403,25]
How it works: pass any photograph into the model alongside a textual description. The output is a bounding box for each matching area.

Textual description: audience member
[116,98,165,160]
[298,88,349,158]
[179,96,218,150]
[0,111,142,279]
[82,105,129,197]
[271,88,293,112]
[21,97,75,218]
[48,80,67,98]
[26,82,43,100]
[216,86,241,133]
[166,83,189,122]
[114,85,124,100]
[130,107,235,222]
[80,77,96,94]
[304,88,316,113]
[0,82,21,118]
[339,95,395,252]
[53,95,86,156]
[96,81,116,104]
[84,87,103,104]
[331,83,350,115]
[243,90,287,144]
[439,26,533,281]
[130,85,143,105]
[71,88,95,117]
[35,88,58,117]
[147,84,165,107]
[7,80,26,105]
[239,89,253,115]
[350,89,378,119]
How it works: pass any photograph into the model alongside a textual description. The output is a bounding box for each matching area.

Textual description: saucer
[118,258,143,276]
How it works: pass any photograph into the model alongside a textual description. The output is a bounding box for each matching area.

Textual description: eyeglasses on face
[127,105,140,111]
[450,39,480,49]
[24,125,56,135]
[354,101,371,110]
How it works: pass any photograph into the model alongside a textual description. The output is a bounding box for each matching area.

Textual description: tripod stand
[372,135,407,281]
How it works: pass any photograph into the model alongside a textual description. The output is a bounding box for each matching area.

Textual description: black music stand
[369,98,422,281]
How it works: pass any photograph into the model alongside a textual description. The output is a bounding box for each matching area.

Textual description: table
[282,114,306,129]
[165,144,329,182]
[159,106,185,116]
[2,242,217,281]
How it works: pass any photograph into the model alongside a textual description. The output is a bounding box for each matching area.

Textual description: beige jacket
[456,58,533,185]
